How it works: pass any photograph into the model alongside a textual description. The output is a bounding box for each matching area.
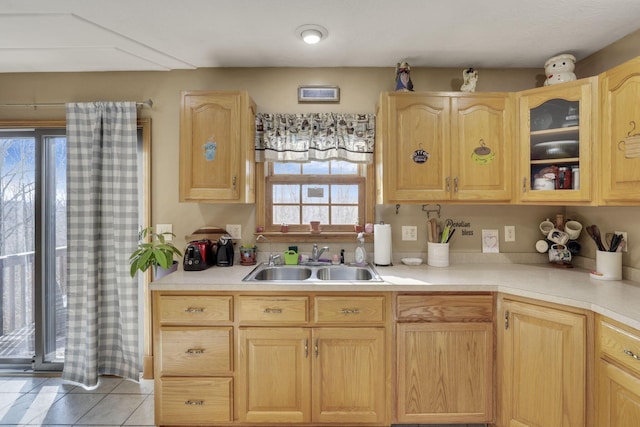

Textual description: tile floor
[0,375,488,427]
[0,375,154,426]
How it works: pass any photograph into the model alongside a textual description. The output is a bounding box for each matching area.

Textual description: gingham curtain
[62,102,139,388]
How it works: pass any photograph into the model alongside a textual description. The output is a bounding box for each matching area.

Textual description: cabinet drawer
[598,317,640,376]
[157,377,232,424]
[159,295,232,324]
[314,296,386,323]
[238,296,309,323]
[159,327,232,376]
[397,294,493,322]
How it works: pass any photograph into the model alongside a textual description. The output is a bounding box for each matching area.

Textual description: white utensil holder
[591,250,622,281]
[427,242,450,267]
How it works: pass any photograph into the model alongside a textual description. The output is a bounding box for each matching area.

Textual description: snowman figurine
[544,54,576,86]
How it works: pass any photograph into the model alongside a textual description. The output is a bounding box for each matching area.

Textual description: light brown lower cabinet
[237,327,386,424]
[596,315,640,426]
[498,296,588,427]
[153,291,389,426]
[394,293,495,424]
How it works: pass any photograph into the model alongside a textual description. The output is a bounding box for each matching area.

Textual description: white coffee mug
[564,220,582,240]
[539,219,554,236]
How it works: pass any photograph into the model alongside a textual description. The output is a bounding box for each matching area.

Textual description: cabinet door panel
[598,360,640,427]
[452,95,513,201]
[600,57,640,204]
[180,92,240,200]
[386,94,450,201]
[396,322,493,424]
[516,79,595,204]
[237,327,311,423]
[501,299,586,427]
[312,327,386,424]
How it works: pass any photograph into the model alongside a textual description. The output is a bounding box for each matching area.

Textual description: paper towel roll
[374,224,392,266]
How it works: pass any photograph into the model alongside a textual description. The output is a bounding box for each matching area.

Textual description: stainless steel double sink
[242,262,383,283]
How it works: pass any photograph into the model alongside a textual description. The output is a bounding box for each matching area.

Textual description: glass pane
[45,136,66,363]
[273,184,300,203]
[302,185,328,203]
[302,161,329,175]
[331,161,358,175]
[302,206,328,224]
[273,206,300,225]
[0,136,36,360]
[273,163,301,175]
[331,185,359,204]
[331,206,359,225]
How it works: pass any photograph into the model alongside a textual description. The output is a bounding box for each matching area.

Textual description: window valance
[255,113,375,163]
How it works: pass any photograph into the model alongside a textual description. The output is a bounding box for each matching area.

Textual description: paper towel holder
[422,204,441,218]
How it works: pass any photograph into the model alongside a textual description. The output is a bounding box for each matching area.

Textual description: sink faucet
[311,243,329,263]
[257,234,281,266]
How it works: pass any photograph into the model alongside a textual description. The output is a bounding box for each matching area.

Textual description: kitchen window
[257,160,374,240]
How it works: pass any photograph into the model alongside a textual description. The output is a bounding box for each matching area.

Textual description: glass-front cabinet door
[516,78,597,204]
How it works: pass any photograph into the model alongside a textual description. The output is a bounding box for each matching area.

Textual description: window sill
[253,232,373,243]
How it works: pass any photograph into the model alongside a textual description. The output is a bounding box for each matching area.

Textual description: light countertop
[151,262,640,330]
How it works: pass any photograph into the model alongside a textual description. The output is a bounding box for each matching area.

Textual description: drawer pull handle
[184,307,205,313]
[624,349,640,360]
[341,308,360,314]
[186,348,205,354]
[185,400,204,406]
[264,308,283,314]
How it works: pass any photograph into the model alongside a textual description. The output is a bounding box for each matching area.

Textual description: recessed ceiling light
[296,24,328,45]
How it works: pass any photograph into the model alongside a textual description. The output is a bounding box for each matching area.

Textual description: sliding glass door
[0,128,66,370]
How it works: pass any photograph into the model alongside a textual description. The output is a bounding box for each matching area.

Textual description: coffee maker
[216,235,234,267]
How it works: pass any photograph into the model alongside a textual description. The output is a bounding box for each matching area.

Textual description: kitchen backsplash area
[176,203,639,282]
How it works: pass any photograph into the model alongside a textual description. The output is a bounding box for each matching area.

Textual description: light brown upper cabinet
[179,90,256,203]
[376,92,513,204]
[599,56,640,205]
[516,78,597,205]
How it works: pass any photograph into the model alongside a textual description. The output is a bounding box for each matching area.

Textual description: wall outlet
[155,223,173,240]
[614,231,628,252]
[226,224,242,240]
[402,225,418,241]
[504,225,516,242]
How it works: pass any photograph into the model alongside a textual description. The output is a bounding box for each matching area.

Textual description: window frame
[256,160,375,242]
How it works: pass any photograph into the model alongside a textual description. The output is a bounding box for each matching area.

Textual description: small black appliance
[216,235,234,267]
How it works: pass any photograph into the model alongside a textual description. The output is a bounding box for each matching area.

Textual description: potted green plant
[129,226,183,278]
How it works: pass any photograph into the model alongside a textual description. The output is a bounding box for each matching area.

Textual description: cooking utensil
[586,225,606,252]
[609,233,624,252]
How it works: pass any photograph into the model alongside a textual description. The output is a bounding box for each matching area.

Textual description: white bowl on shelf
[401,258,423,266]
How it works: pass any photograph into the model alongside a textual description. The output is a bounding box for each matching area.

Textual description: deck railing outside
[0,247,66,358]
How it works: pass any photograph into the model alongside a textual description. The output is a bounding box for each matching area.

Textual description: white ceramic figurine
[460,67,478,92]
[544,54,576,86]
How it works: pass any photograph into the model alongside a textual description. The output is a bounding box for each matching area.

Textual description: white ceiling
[1,0,640,73]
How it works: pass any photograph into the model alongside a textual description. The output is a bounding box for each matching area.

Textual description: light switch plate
[226,224,242,240]
[504,225,516,242]
[402,226,417,241]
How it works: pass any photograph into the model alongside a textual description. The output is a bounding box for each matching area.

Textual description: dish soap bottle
[354,232,367,266]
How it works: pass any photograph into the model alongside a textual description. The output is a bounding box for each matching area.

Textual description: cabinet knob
[341,308,360,314]
[185,400,204,406]
[184,307,205,313]
[446,177,451,192]
[264,307,283,314]
[454,176,459,193]
[624,349,640,360]
[185,348,205,354]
